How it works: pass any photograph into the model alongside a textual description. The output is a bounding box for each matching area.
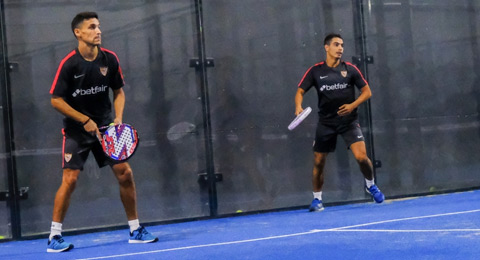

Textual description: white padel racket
[98,123,139,162]
[288,107,312,131]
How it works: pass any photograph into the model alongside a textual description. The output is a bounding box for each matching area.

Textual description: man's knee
[350,142,370,163]
[62,169,80,190]
[355,152,371,165]
[113,163,134,185]
[313,153,327,168]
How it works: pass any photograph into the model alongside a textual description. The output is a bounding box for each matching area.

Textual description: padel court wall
[0,0,479,239]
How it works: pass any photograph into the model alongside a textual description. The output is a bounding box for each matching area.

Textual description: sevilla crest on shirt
[100,67,108,76]
[64,153,72,162]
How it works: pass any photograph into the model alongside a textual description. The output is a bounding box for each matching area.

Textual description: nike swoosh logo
[74,74,85,79]
[320,76,328,79]
[357,136,363,138]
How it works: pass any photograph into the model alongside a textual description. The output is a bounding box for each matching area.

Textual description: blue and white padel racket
[288,107,312,131]
[99,123,139,162]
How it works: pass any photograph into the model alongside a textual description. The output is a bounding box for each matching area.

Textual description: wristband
[83,118,91,125]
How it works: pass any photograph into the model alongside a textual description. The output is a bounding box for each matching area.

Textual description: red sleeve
[50,50,76,96]
[101,48,125,89]
[298,62,323,92]
[346,62,368,89]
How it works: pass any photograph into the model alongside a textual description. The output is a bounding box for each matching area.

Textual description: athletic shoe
[366,184,385,203]
[129,226,158,243]
[47,235,74,253]
[309,198,324,212]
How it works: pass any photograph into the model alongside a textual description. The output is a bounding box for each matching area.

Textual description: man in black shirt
[295,33,384,212]
[47,12,157,252]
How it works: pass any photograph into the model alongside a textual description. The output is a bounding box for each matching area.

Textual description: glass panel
[364,0,480,195]
[0,99,11,240]
[203,0,373,214]
[4,0,208,236]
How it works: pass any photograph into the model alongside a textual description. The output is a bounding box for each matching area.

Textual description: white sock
[49,222,62,241]
[128,219,140,233]
[313,191,322,201]
[365,178,375,188]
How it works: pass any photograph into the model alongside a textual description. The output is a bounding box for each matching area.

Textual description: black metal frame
[352,0,379,176]
[0,0,21,240]
[192,0,218,217]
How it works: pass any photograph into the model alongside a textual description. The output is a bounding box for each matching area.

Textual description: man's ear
[74,28,81,39]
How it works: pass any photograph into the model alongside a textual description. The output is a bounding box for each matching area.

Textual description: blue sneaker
[47,235,74,253]
[309,198,324,212]
[366,184,385,203]
[129,226,158,243]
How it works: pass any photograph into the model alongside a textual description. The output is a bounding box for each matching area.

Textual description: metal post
[0,0,22,239]
[192,0,218,216]
[352,0,378,176]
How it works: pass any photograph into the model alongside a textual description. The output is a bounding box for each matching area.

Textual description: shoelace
[52,235,65,243]
[133,227,148,239]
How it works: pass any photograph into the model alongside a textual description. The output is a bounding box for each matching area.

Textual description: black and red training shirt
[298,61,368,124]
[50,47,124,131]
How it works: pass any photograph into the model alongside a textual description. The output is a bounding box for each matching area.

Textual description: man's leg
[111,162,158,243]
[312,151,328,192]
[350,141,384,203]
[48,168,79,252]
[310,152,328,212]
[349,141,373,180]
[111,162,138,220]
[52,168,80,223]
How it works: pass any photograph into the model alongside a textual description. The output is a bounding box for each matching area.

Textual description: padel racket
[288,107,312,131]
[98,123,139,162]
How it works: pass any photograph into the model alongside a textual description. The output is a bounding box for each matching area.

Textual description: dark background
[0,0,478,239]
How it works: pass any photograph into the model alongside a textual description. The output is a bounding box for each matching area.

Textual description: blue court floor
[1,190,479,260]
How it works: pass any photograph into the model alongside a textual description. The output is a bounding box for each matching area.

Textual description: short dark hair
[324,33,343,46]
[71,12,98,38]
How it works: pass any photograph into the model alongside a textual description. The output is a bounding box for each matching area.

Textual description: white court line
[313,208,480,232]
[325,229,480,233]
[72,230,320,260]
[73,209,480,260]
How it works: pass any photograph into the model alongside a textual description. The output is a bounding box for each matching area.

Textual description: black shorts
[313,120,365,153]
[62,129,115,170]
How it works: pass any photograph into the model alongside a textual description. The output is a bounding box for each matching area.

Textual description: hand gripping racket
[288,107,312,131]
[98,123,139,162]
